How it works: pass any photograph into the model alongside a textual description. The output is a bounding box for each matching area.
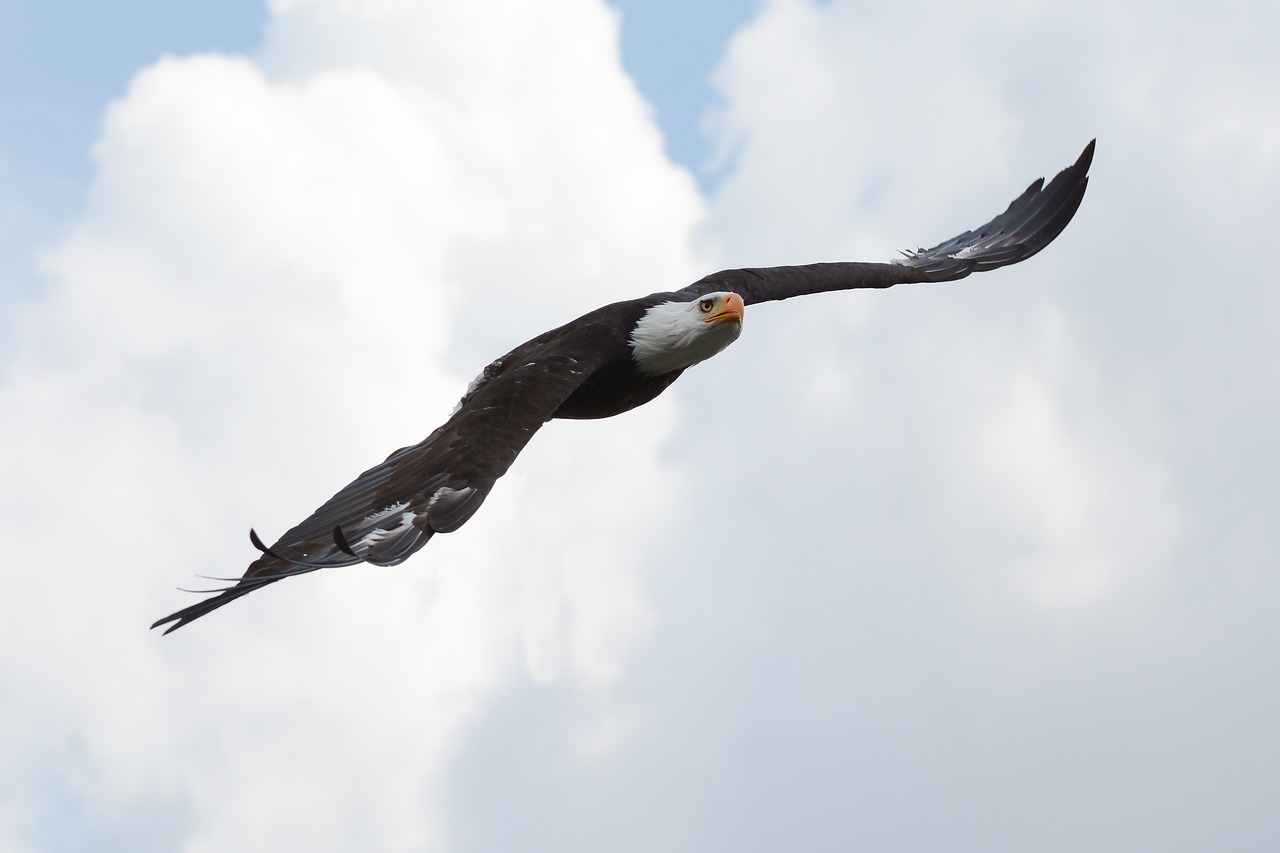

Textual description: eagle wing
[678,140,1093,304]
[153,336,611,633]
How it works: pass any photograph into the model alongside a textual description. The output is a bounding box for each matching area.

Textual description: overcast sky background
[1,0,1277,850]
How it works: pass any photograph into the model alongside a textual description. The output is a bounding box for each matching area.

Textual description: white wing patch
[362,501,410,524]
[354,503,419,553]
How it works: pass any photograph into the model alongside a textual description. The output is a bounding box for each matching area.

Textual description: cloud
[604,1,1276,849]
[697,0,1185,616]
[0,1,702,849]
[5,0,1280,849]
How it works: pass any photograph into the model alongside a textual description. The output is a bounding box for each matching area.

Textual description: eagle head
[630,291,745,376]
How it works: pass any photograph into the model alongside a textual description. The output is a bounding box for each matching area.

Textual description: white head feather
[630,292,744,376]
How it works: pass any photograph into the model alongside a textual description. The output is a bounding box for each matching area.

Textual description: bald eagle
[153,141,1094,633]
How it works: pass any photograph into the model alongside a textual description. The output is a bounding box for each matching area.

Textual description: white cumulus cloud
[5,0,1280,849]
[0,1,702,849]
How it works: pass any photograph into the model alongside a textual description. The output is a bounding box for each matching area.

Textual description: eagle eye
[698,298,715,313]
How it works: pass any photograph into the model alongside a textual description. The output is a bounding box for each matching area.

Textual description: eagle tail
[150,528,350,633]
[150,575,287,635]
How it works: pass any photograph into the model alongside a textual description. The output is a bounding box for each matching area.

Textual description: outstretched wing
[152,336,612,634]
[677,140,1094,304]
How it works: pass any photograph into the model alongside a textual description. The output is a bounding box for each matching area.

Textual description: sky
[1,0,1278,851]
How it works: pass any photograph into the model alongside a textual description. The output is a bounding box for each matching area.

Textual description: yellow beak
[706,292,745,326]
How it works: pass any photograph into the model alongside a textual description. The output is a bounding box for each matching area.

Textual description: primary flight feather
[153,140,1095,633]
